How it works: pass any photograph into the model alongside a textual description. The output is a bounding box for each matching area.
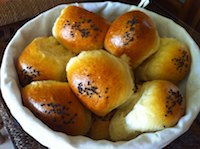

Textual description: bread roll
[109,80,185,141]
[21,80,92,136]
[66,50,134,116]
[88,111,115,140]
[135,38,191,84]
[52,6,110,54]
[104,10,160,69]
[17,36,74,87]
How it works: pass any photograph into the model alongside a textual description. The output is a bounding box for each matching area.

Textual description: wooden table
[0,1,200,148]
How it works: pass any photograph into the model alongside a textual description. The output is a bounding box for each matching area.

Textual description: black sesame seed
[87,19,92,23]
[79,28,90,37]
[90,24,95,28]
[78,90,83,94]
[92,86,97,90]
[47,103,52,107]
[127,17,137,26]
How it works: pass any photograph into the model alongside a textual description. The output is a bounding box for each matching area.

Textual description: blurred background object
[0,0,199,33]
[0,0,8,3]
[154,0,200,33]
[0,0,67,26]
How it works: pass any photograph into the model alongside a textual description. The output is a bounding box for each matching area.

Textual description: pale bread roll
[109,80,185,141]
[135,38,191,84]
[17,36,74,86]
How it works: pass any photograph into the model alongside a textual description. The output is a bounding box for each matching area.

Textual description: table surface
[0,1,200,149]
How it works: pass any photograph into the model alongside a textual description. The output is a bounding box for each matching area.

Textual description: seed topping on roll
[77,81,110,99]
[123,16,138,46]
[104,10,160,68]
[52,6,110,54]
[171,49,190,73]
[20,66,40,83]
[63,17,100,39]
[164,89,183,117]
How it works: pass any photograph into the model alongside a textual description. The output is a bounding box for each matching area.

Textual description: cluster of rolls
[16,6,191,141]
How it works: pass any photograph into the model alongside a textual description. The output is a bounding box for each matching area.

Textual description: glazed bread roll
[104,10,160,69]
[109,80,185,141]
[135,38,191,84]
[17,36,74,86]
[88,111,115,140]
[22,80,92,136]
[52,6,110,54]
[66,50,134,116]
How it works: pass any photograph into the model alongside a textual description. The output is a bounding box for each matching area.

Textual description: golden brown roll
[52,6,110,54]
[88,110,115,140]
[109,80,185,141]
[104,10,160,69]
[135,38,191,84]
[66,50,134,116]
[17,36,74,87]
[21,80,92,136]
